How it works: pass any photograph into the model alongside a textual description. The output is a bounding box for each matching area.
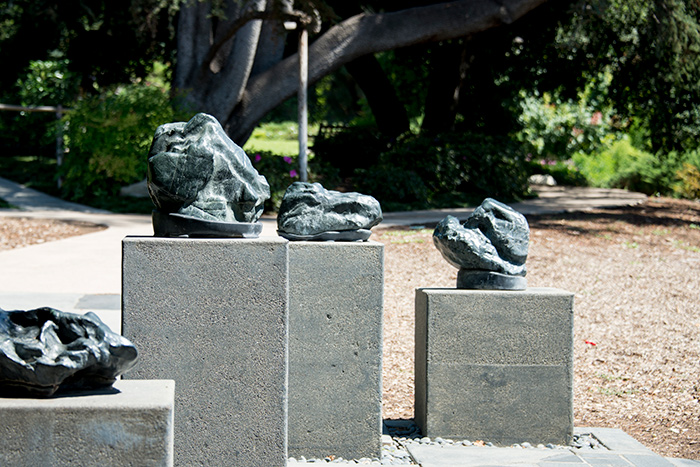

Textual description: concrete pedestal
[0,379,174,467]
[122,237,288,467]
[288,241,383,460]
[415,288,574,446]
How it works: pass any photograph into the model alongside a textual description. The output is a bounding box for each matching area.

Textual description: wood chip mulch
[376,197,700,461]
[0,217,106,251]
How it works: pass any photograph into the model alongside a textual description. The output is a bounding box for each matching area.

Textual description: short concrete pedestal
[122,237,288,467]
[415,288,574,446]
[0,379,174,467]
[288,241,384,460]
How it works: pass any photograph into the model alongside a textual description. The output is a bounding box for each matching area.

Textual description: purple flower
[289,169,298,178]
[283,156,293,164]
[254,154,262,162]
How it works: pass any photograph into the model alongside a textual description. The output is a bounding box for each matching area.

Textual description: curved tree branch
[226,0,549,141]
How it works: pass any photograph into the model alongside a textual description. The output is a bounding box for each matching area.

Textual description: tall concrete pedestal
[0,380,174,467]
[122,237,288,467]
[288,241,384,460]
[415,288,574,446]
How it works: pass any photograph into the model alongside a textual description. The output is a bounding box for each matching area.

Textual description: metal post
[56,105,63,189]
[298,26,309,182]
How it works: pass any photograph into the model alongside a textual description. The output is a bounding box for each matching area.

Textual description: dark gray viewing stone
[433,198,529,289]
[147,113,270,237]
[277,182,382,241]
[0,307,137,397]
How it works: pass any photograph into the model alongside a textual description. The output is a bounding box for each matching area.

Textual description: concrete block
[288,241,384,460]
[415,288,574,446]
[122,237,288,467]
[0,379,174,467]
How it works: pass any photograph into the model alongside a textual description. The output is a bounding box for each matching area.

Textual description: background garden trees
[173,0,551,143]
[2,0,700,208]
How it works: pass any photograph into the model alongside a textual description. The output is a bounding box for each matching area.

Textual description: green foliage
[349,131,532,211]
[573,139,649,188]
[554,0,700,153]
[15,57,79,106]
[0,57,79,155]
[528,159,588,187]
[573,138,700,198]
[250,152,301,212]
[517,85,613,161]
[60,83,191,203]
[312,125,388,179]
[244,121,302,157]
[675,162,700,199]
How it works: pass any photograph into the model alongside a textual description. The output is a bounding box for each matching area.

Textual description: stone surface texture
[147,113,270,224]
[122,237,288,467]
[277,182,382,238]
[0,307,137,397]
[288,241,384,459]
[0,379,175,467]
[415,288,574,446]
[433,198,529,279]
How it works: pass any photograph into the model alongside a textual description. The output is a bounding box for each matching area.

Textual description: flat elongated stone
[147,113,270,233]
[0,307,137,397]
[277,182,382,240]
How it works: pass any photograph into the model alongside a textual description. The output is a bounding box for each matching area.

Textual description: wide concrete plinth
[0,379,174,467]
[415,288,574,446]
[288,241,383,460]
[122,237,288,467]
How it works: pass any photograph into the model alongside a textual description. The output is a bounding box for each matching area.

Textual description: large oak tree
[173,0,550,144]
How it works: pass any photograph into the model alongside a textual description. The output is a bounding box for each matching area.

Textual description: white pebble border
[288,422,604,465]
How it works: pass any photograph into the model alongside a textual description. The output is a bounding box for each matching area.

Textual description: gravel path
[1,197,698,461]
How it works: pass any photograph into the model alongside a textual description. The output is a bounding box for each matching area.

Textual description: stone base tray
[278,229,371,242]
[457,269,527,290]
[152,211,263,238]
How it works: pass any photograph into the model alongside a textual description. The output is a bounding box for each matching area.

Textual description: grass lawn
[243,121,317,157]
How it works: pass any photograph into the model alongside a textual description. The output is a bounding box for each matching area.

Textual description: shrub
[352,131,532,211]
[517,90,612,161]
[573,138,700,198]
[60,83,191,203]
[250,151,301,212]
[528,159,588,186]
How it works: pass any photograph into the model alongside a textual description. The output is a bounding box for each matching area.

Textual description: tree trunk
[421,40,469,134]
[345,54,410,139]
[175,0,551,144]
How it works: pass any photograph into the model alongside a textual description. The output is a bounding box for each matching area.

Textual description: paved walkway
[3,177,698,466]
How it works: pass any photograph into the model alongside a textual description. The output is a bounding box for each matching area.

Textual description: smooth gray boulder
[147,113,270,236]
[0,307,137,397]
[277,182,383,241]
[433,198,529,290]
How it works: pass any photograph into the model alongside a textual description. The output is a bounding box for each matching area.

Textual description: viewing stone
[0,307,137,397]
[147,113,270,237]
[277,182,382,241]
[433,198,529,290]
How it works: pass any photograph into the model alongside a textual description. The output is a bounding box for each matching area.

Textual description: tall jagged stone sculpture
[147,113,270,237]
